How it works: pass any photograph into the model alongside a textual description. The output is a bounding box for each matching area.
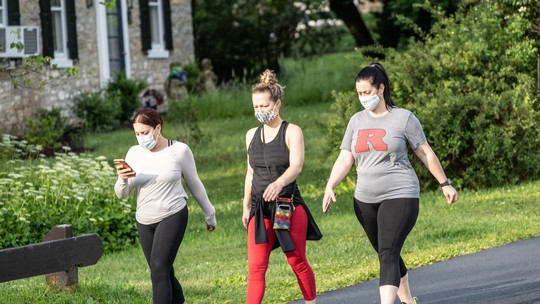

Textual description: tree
[193,0,304,82]
[329,0,374,46]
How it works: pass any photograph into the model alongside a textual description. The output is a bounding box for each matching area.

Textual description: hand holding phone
[114,159,136,177]
[322,189,335,213]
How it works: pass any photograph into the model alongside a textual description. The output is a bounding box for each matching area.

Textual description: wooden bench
[0,224,103,288]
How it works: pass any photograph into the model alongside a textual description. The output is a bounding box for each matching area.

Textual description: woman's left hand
[442,185,458,204]
[263,180,284,202]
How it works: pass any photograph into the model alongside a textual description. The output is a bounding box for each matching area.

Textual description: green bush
[73,91,121,132]
[106,72,147,125]
[328,0,540,189]
[23,108,82,150]
[166,99,204,145]
[0,135,42,165]
[73,74,147,133]
[326,90,361,154]
[183,62,200,94]
[0,138,137,252]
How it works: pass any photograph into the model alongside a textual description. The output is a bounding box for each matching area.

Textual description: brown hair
[132,108,163,128]
[251,69,284,102]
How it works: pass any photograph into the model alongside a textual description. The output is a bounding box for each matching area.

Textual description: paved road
[290,237,540,304]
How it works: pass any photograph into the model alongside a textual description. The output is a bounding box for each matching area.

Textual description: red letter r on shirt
[355,129,388,152]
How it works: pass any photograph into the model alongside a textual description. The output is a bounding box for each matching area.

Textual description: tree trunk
[329,0,374,47]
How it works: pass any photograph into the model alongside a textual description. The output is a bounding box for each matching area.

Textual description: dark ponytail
[355,63,396,109]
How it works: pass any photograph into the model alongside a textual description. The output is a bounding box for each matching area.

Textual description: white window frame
[0,0,7,27]
[50,0,72,68]
[147,0,169,58]
[96,0,132,87]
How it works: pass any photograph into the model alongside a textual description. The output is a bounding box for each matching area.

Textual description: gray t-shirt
[340,108,426,203]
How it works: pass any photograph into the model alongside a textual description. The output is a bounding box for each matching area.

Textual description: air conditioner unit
[0,26,40,58]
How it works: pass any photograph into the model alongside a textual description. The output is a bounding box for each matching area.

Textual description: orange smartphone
[114,159,135,173]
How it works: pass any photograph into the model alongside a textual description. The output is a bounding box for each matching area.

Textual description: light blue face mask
[359,94,380,111]
[136,129,157,150]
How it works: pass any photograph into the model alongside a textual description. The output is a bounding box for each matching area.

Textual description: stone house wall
[0,0,194,136]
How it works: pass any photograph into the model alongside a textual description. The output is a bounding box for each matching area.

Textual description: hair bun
[259,69,278,85]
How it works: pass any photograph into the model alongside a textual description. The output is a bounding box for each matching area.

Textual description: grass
[1,53,539,303]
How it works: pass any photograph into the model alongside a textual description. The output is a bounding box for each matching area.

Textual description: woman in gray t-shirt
[322,63,458,304]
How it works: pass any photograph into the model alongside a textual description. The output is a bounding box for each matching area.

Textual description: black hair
[355,62,396,109]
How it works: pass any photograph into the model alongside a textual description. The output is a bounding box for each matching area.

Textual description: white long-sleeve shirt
[114,142,216,226]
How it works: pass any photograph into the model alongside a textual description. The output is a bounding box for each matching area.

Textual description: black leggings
[354,197,419,287]
[136,207,188,304]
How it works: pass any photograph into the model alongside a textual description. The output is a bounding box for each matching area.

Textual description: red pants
[246,204,316,303]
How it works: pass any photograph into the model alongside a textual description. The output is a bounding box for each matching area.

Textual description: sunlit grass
[1,53,539,303]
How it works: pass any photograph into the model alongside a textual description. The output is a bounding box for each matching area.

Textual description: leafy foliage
[73,92,121,132]
[374,0,459,48]
[326,91,360,153]
[194,0,302,82]
[73,73,147,133]
[106,72,147,126]
[193,0,350,82]
[0,138,137,252]
[1,55,80,89]
[23,108,83,151]
[166,99,204,145]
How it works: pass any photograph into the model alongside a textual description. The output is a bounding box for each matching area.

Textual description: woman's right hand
[322,187,336,213]
[242,207,250,229]
[115,165,136,180]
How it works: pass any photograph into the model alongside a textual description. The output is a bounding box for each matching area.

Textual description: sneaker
[401,297,418,304]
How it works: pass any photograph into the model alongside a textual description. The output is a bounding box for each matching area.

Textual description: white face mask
[136,129,157,150]
[359,94,380,111]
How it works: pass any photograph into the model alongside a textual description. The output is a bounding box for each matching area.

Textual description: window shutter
[7,0,21,25]
[0,28,6,53]
[163,0,173,50]
[39,0,54,58]
[139,0,151,53]
[65,0,78,60]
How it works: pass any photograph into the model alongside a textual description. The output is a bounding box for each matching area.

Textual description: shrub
[73,91,121,132]
[0,134,42,164]
[0,139,137,252]
[325,90,361,154]
[166,99,204,146]
[183,62,200,94]
[23,108,82,151]
[106,72,147,125]
[73,74,147,133]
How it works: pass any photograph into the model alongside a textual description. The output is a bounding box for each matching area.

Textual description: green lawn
[1,100,539,303]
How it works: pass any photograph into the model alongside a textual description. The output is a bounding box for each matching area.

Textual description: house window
[140,0,173,58]
[0,0,6,27]
[147,0,168,57]
[50,0,71,66]
[39,0,78,68]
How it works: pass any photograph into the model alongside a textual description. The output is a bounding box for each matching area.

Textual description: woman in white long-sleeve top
[114,108,216,304]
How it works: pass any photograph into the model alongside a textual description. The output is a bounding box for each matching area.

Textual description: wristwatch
[439,178,451,187]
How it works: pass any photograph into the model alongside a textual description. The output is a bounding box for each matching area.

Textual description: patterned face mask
[254,106,276,124]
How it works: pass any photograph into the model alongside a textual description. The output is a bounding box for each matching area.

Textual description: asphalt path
[290,236,540,304]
